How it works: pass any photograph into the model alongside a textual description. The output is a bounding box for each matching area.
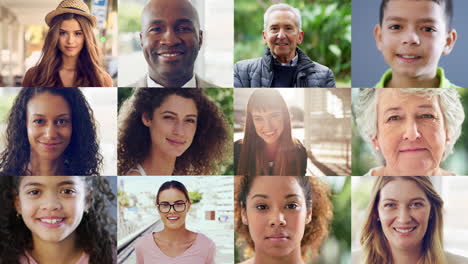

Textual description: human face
[157,188,190,230]
[251,109,284,146]
[374,0,456,80]
[142,94,197,159]
[241,176,311,258]
[263,9,304,63]
[27,92,72,162]
[140,0,202,82]
[15,176,88,246]
[58,19,84,58]
[373,89,448,176]
[378,179,431,253]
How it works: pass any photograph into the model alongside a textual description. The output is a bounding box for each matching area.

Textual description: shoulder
[375,69,392,88]
[196,233,215,248]
[102,72,113,87]
[135,233,154,249]
[22,67,38,87]
[235,57,263,72]
[362,167,381,176]
[445,251,468,264]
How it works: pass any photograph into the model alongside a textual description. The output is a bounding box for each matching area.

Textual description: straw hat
[45,0,97,27]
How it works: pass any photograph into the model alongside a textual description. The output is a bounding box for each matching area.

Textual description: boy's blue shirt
[375,67,460,88]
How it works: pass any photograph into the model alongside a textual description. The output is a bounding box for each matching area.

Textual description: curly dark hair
[0,176,116,264]
[235,176,333,259]
[118,88,230,175]
[0,87,103,176]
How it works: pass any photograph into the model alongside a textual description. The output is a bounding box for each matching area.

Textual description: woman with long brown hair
[235,88,307,176]
[22,0,112,87]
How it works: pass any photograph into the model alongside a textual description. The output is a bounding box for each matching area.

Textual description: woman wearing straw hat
[22,0,113,87]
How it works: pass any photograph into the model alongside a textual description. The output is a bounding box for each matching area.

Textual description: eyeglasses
[157,202,187,213]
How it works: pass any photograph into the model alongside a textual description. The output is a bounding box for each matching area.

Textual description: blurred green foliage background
[234,0,351,86]
[352,88,468,176]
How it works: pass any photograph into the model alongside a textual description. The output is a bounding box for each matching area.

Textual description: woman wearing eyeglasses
[134,180,216,264]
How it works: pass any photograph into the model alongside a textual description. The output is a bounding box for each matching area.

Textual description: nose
[40,193,62,211]
[66,33,74,44]
[397,207,412,223]
[402,119,421,141]
[160,29,181,46]
[172,121,185,136]
[44,123,58,139]
[402,29,420,45]
[269,209,286,227]
[277,28,287,39]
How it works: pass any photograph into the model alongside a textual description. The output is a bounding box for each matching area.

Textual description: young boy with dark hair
[374,0,458,88]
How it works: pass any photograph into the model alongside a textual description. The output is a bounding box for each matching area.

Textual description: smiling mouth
[40,218,64,224]
[399,147,427,153]
[266,235,289,241]
[167,216,179,221]
[39,142,63,150]
[262,130,276,137]
[166,138,185,146]
[396,54,422,62]
[394,227,416,234]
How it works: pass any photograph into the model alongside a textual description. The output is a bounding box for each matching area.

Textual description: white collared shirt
[146,74,196,88]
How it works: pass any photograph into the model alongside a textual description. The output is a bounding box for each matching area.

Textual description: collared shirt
[375,67,460,88]
[146,74,197,88]
[273,54,299,67]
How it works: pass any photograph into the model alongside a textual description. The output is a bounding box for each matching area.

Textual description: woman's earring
[16,213,21,218]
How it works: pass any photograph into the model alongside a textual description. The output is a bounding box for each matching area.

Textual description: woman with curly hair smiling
[0,87,102,176]
[235,176,333,263]
[0,176,116,264]
[118,88,230,175]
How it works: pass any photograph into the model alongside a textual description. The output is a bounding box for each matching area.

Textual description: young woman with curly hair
[0,87,102,176]
[235,176,333,264]
[118,88,230,175]
[355,176,468,264]
[235,88,307,176]
[22,0,112,87]
[0,176,116,264]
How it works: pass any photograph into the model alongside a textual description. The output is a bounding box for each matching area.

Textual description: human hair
[263,3,302,32]
[237,88,305,176]
[353,88,464,165]
[0,176,117,264]
[118,88,230,175]
[360,176,445,264]
[155,180,191,204]
[234,176,333,258]
[379,0,453,31]
[0,87,102,176]
[28,13,106,87]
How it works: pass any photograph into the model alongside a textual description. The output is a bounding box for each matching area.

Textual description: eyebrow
[250,194,301,200]
[22,180,78,189]
[159,200,185,203]
[31,113,71,118]
[383,104,435,115]
[381,197,427,202]
[59,28,83,32]
[385,16,438,24]
[160,110,197,118]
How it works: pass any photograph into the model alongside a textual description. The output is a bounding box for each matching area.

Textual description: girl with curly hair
[235,176,333,263]
[135,180,215,263]
[235,88,307,176]
[22,0,112,87]
[118,88,230,175]
[0,87,102,176]
[0,176,116,264]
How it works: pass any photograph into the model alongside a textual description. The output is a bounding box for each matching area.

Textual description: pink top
[135,232,215,264]
[20,251,89,264]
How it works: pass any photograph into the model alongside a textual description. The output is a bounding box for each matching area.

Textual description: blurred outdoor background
[235,176,351,264]
[352,88,468,176]
[0,0,118,87]
[117,176,234,264]
[118,0,233,87]
[0,87,117,175]
[118,88,234,175]
[234,0,351,87]
[234,88,351,176]
[352,176,468,258]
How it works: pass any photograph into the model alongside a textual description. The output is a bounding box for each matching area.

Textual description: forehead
[383,0,445,24]
[19,176,84,189]
[159,188,187,202]
[248,176,304,199]
[266,9,298,27]
[377,89,441,115]
[251,109,282,116]
[379,179,428,201]
[60,18,82,30]
[142,0,198,27]
[27,92,71,116]
[156,94,197,116]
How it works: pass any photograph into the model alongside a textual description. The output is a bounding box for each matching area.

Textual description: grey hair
[354,88,465,165]
[263,3,302,32]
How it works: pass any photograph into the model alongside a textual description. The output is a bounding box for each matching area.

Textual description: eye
[163,115,175,120]
[75,31,83,36]
[420,114,435,119]
[59,31,66,36]
[422,27,436,32]
[61,188,76,196]
[33,119,45,125]
[27,189,41,196]
[253,117,263,122]
[384,203,396,208]
[150,27,162,33]
[387,115,400,122]
[410,201,424,208]
[388,25,401,30]
[185,118,196,124]
[285,203,299,210]
[255,204,268,210]
[176,26,193,33]
[55,119,70,126]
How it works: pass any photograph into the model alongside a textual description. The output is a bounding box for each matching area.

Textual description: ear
[84,190,92,213]
[186,202,191,212]
[374,24,383,52]
[371,135,380,152]
[141,112,151,127]
[15,193,22,215]
[198,30,203,50]
[241,206,248,225]
[442,29,457,55]
[297,31,304,45]
[139,32,143,48]
[305,203,312,224]
[445,128,450,144]
[262,31,268,45]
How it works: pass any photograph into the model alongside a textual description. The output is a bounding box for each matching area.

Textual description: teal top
[375,67,460,88]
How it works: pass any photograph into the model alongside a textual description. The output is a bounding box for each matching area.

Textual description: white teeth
[264,131,275,136]
[40,218,63,224]
[401,55,418,59]
[394,227,415,233]
[161,53,179,57]
[167,217,178,220]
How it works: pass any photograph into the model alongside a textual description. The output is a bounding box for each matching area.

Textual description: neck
[158,226,190,242]
[30,234,82,264]
[61,54,78,70]
[382,166,442,176]
[253,248,304,264]
[29,154,64,176]
[142,148,176,175]
[391,246,422,264]
[149,70,193,88]
[387,72,439,88]
[275,53,296,64]
[265,142,279,161]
